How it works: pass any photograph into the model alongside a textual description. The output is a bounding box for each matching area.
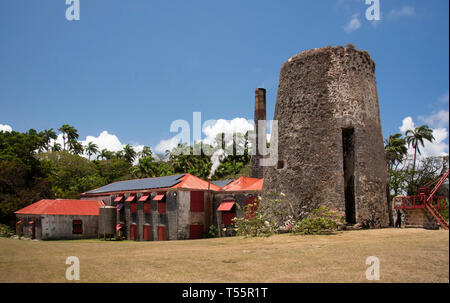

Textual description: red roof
[217,201,235,211]
[125,195,136,202]
[139,194,150,202]
[15,199,105,216]
[153,193,165,201]
[81,173,221,197]
[171,174,221,191]
[220,177,264,192]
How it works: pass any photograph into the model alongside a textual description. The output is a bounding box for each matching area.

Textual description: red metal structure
[394,170,449,230]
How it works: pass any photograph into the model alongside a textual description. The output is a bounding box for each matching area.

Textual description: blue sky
[0,0,448,157]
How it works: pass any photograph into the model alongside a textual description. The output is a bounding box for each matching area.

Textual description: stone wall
[16,214,99,240]
[405,209,439,229]
[263,46,389,228]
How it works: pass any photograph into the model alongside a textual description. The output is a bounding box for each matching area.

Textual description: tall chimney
[251,88,266,179]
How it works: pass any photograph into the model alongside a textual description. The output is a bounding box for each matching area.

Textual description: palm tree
[71,141,84,155]
[85,142,99,160]
[123,144,137,164]
[139,146,153,159]
[405,125,434,173]
[115,150,125,159]
[98,149,113,160]
[51,142,62,152]
[384,133,408,170]
[37,128,57,152]
[58,124,78,151]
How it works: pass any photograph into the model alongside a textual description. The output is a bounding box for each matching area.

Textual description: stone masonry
[263,46,390,228]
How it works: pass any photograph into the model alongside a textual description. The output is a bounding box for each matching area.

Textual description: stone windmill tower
[263,45,390,228]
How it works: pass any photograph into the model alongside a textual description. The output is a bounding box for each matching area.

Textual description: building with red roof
[213,177,264,237]
[15,199,105,240]
[14,174,264,241]
[78,174,222,241]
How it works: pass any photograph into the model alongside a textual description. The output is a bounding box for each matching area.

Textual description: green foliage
[291,206,344,235]
[95,158,132,183]
[0,131,53,225]
[233,192,344,237]
[439,209,449,222]
[385,133,408,171]
[38,151,106,199]
[0,126,254,227]
[0,223,14,237]
[205,224,219,238]
[233,193,290,237]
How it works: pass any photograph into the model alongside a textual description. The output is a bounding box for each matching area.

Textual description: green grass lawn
[0,228,448,283]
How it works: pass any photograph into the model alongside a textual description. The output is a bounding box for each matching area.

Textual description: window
[130,223,137,241]
[143,202,151,214]
[143,224,151,241]
[130,202,137,213]
[190,191,204,212]
[277,160,285,169]
[158,226,166,241]
[158,201,166,214]
[244,196,259,219]
[189,224,203,239]
[155,192,166,214]
[72,220,83,234]
[222,212,236,226]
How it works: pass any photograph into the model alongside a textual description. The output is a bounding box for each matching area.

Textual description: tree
[85,142,99,160]
[384,133,408,170]
[51,142,62,152]
[37,151,105,199]
[123,144,137,164]
[70,141,84,155]
[96,158,132,183]
[98,149,114,160]
[138,146,153,159]
[0,130,53,225]
[58,124,73,151]
[37,129,57,152]
[405,125,434,173]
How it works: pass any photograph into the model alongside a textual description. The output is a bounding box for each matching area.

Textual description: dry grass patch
[0,228,448,283]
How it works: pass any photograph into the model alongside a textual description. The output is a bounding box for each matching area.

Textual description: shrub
[233,192,293,237]
[291,206,345,235]
[0,224,15,237]
[205,224,219,238]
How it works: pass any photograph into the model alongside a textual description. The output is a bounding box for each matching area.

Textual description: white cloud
[202,118,254,146]
[399,116,449,159]
[388,6,415,18]
[153,117,273,154]
[419,110,449,129]
[344,14,361,33]
[0,124,12,133]
[50,130,147,164]
[154,136,181,154]
[399,116,415,134]
[82,131,124,152]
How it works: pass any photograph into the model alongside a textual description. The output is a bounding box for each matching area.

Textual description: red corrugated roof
[172,174,221,191]
[15,199,105,216]
[217,201,235,211]
[220,177,264,191]
[81,173,221,197]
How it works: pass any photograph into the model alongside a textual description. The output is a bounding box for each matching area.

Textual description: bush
[232,192,345,237]
[291,206,345,235]
[205,224,219,238]
[233,194,285,237]
[0,223,15,237]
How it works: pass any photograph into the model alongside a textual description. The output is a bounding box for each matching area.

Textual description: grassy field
[0,228,448,283]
